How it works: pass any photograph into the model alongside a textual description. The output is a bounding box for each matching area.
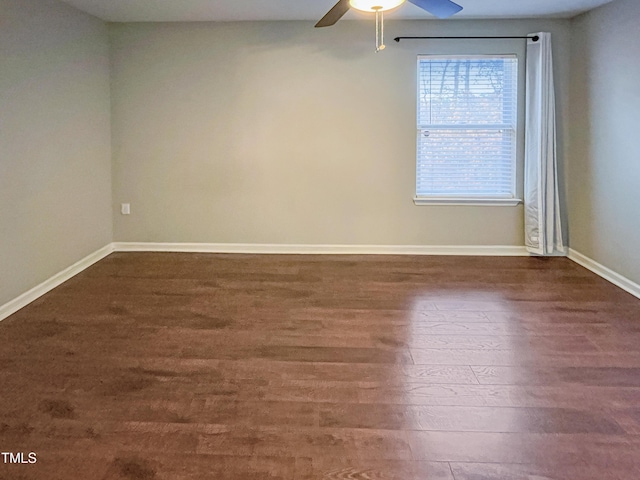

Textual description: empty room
[1,0,640,478]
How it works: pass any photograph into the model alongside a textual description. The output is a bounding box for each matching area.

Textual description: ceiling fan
[315,0,463,51]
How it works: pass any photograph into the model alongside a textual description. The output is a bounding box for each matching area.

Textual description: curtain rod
[394,35,539,42]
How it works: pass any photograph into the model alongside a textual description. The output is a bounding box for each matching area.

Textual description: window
[415,55,519,205]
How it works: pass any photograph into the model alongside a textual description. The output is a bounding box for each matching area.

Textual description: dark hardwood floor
[1,252,640,479]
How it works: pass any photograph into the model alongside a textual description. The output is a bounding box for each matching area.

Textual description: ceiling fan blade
[315,0,351,27]
[407,0,463,18]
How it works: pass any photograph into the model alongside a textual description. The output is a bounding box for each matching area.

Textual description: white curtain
[524,32,564,255]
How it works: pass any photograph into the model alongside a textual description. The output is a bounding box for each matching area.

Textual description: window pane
[417,128,515,196]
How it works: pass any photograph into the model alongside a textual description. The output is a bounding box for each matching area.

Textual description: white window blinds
[416,55,518,200]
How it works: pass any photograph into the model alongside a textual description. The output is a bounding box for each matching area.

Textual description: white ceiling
[60,0,615,23]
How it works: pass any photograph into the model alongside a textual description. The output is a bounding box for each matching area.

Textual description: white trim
[413,197,523,206]
[0,244,114,322]
[0,242,532,322]
[5,244,635,324]
[568,249,640,300]
[113,242,530,257]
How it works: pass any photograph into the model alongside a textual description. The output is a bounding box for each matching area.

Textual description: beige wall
[110,19,571,246]
[0,0,112,306]
[2,1,637,307]
[569,0,640,284]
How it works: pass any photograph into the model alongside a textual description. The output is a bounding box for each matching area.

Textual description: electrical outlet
[121,203,131,215]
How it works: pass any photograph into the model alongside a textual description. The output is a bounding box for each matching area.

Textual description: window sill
[413,197,523,207]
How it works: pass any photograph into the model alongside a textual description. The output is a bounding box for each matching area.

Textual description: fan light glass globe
[349,0,405,12]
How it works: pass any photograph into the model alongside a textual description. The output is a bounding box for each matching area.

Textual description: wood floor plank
[609,408,640,435]
[473,365,640,387]
[410,348,640,367]
[405,334,600,352]
[357,383,640,408]
[196,425,414,461]
[409,321,612,336]
[295,457,454,480]
[450,461,639,480]
[319,404,624,434]
[98,357,479,385]
[408,431,640,465]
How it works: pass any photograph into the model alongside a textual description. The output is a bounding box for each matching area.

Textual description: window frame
[413,54,523,207]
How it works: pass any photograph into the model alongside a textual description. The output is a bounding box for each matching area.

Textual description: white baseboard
[568,248,640,300]
[0,242,533,322]
[112,242,530,256]
[5,243,634,324]
[0,244,114,322]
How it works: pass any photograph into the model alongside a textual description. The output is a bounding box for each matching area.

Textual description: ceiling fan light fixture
[348,0,405,13]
